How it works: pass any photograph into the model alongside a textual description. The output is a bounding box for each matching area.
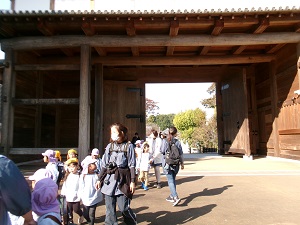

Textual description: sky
[146,83,214,118]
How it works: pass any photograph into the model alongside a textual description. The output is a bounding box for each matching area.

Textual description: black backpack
[165,139,181,165]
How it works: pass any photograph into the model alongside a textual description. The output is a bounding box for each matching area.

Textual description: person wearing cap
[28,168,53,189]
[32,178,61,225]
[91,148,102,173]
[131,132,140,148]
[79,157,103,225]
[42,149,59,184]
[96,122,137,225]
[67,149,78,160]
[0,155,37,225]
[61,158,84,224]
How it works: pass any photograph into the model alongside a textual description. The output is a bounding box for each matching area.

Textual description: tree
[146,98,159,117]
[201,83,216,108]
[173,108,206,147]
[146,114,174,132]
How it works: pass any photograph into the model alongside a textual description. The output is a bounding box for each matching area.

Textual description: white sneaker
[78,215,84,224]
[172,197,181,206]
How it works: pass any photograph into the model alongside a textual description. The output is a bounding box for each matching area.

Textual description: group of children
[29,148,103,225]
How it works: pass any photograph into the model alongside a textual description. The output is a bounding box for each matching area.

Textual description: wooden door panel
[103,81,145,148]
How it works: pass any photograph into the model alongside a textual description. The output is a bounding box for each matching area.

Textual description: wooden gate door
[102,81,145,148]
[221,71,251,155]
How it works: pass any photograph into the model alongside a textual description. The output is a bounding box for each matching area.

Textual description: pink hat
[42,149,57,163]
[92,148,99,156]
[29,168,53,181]
[81,156,97,175]
[31,178,60,216]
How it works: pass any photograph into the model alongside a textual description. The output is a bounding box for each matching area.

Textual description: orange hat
[55,150,62,161]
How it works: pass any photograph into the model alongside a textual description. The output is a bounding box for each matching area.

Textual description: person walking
[148,129,163,189]
[80,157,103,225]
[61,158,84,224]
[161,126,184,206]
[41,149,59,184]
[96,122,137,225]
[137,142,151,191]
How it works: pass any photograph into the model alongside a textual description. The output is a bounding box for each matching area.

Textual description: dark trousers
[83,203,98,225]
[104,194,137,225]
[67,201,83,221]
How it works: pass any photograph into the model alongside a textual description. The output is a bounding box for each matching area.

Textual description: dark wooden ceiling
[0,9,300,76]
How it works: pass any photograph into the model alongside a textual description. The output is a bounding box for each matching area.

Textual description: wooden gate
[221,70,251,155]
[102,81,145,148]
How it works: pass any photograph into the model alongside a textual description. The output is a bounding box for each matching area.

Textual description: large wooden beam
[78,45,91,162]
[93,55,275,66]
[2,33,300,50]
[12,98,79,105]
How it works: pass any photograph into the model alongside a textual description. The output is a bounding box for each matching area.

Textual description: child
[91,148,102,173]
[42,149,59,184]
[134,140,143,185]
[61,158,84,224]
[137,142,151,191]
[31,178,61,225]
[55,150,65,187]
[80,157,103,225]
[67,149,78,160]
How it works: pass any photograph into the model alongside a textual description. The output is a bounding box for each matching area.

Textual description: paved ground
[20,154,300,225]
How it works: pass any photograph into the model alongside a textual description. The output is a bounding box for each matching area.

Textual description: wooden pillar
[216,81,224,154]
[34,72,42,147]
[78,45,91,162]
[94,64,104,156]
[297,43,300,90]
[1,49,15,155]
[270,60,280,157]
[242,68,251,157]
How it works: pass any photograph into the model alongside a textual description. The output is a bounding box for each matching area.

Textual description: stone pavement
[20,153,300,225]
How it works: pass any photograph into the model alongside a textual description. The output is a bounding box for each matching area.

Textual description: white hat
[81,156,97,174]
[91,148,99,156]
[29,168,53,182]
[135,140,142,145]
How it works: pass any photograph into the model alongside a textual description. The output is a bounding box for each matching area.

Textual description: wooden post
[34,72,42,147]
[297,43,300,90]
[242,68,251,157]
[1,49,15,155]
[78,45,91,162]
[94,64,104,156]
[270,60,280,157]
[216,81,224,154]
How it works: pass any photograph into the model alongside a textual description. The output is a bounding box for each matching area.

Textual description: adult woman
[161,126,184,206]
[96,123,137,225]
[148,129,164,189]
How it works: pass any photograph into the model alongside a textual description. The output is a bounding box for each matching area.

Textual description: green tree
[155,114,175,131]
[173,108,206,147]
[201,83,216,109]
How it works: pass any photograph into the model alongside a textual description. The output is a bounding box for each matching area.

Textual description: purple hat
[31,178,60,216]
[29,168,53,181]
[81,156,97,175]
[42,149,57,163]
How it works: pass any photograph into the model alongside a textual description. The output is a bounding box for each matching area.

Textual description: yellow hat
[68,149,77,155]
[65,158,79,166]
[55,150,62,161]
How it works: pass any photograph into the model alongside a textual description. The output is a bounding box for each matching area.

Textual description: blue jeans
[165,164,179,198]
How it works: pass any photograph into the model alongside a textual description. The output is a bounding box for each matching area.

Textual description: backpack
[165,139,181,165]
[56,162,65,185]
